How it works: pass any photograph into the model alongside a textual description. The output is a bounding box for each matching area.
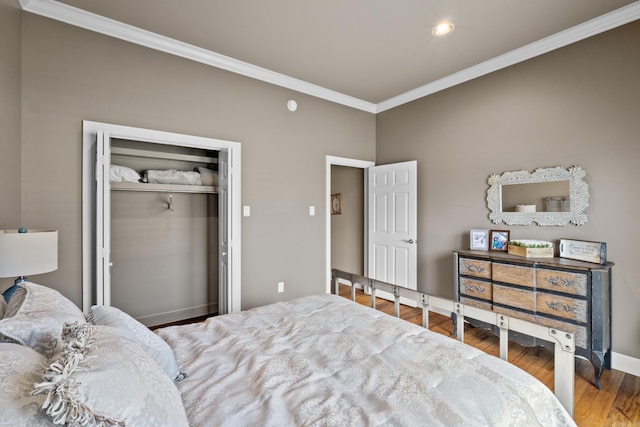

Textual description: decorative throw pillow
[0,343,54,426]
[0,282,86,358]
[32,322,189,427]
[88,305,185,381]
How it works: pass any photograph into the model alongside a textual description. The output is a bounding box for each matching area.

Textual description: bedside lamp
[0,228,58,302]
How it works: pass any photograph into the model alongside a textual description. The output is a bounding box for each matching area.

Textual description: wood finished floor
[338,285,640,427]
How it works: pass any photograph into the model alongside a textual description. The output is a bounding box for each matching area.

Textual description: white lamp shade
[0,229,58,278]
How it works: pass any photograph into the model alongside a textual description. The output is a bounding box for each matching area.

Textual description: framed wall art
[489,230,510,251]
[330,193,342,215]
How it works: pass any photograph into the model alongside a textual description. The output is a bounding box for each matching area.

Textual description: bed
[0,277,576,426]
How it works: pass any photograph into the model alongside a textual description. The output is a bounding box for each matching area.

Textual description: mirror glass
[501,181,570,212]
[487,166,589,226]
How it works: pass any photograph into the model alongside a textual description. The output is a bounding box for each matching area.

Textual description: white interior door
[366,161,417,294]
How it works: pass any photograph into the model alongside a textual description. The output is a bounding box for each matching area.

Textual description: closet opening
[110,139,220,326]
[82,121,242,325]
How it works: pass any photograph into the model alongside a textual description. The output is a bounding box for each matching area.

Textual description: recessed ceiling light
[432,22,454,36]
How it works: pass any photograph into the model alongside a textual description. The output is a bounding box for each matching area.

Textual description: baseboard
[337,277,364,290]
[136,302,218,327]
[612,352,640,377]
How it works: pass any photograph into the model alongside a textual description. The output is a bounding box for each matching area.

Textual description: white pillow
[33,322,189,427]
[109,164,141,183]
[88,305,185,381]
[0,343,53,426]
[0,282,86,358]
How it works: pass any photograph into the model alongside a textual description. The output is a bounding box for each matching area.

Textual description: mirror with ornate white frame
[487,166,589,226]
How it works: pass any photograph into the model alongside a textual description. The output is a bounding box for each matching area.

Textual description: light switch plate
[243,206,250,217]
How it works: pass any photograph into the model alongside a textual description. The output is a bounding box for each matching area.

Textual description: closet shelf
[111,182,218,193]
[111,146,218,165]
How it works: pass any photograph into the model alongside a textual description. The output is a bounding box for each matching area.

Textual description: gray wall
[14,13,375,309]
[110,192,218,326]
[0,0,22,291]
[331,165,364,275]
[5,6,640,362]
[376,21,640,358]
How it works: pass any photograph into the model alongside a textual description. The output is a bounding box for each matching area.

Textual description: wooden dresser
[453,249,613,388]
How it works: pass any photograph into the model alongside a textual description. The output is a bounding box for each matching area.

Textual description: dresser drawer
[493,284,535,313]
[493,305,536,323]
[536,268,588,296]
[459,277,492,301]
[493,263,534,288]
[459,258,491,279]
[460,296,492,311]
[537,293,587,322]
[536,316,588,349]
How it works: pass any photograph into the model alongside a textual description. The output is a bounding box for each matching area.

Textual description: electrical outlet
[278,282,284,293]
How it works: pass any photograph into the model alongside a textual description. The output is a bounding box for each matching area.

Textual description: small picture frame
[489,230,510,251]
[469,229,489,250]
[330,193,342,215]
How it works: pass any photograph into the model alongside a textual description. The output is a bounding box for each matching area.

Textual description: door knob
[402,239,416,244]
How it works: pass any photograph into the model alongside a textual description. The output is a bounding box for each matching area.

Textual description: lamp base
[2,277,28,303]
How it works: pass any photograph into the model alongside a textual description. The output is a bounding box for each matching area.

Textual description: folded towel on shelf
[197,167,218,186]
[143,170,202,186]
[110,165,141,183]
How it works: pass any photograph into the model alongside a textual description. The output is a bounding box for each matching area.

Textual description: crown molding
[376,2,640,113]
[20,0,640,115]
[19,0,377,113]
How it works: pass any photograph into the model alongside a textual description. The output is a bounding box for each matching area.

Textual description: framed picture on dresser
[489,230,509,251]
[469,229,489,250]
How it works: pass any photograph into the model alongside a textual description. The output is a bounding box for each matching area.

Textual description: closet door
[95,131,111,305]
[218,149,229,314]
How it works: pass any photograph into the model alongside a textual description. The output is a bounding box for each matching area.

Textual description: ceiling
[22,0,640,112]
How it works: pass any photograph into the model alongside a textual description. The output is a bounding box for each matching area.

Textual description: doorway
[325,156,417,296]
[325,156,374,291]
[330,165,365,279]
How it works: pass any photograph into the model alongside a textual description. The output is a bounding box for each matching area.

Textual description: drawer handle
[466,284,485,294]
[465,264,486,273]
[546,301,576,314]
[546,276,575,287]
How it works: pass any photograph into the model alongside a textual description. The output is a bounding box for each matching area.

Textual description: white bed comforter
[156,294,576,427]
